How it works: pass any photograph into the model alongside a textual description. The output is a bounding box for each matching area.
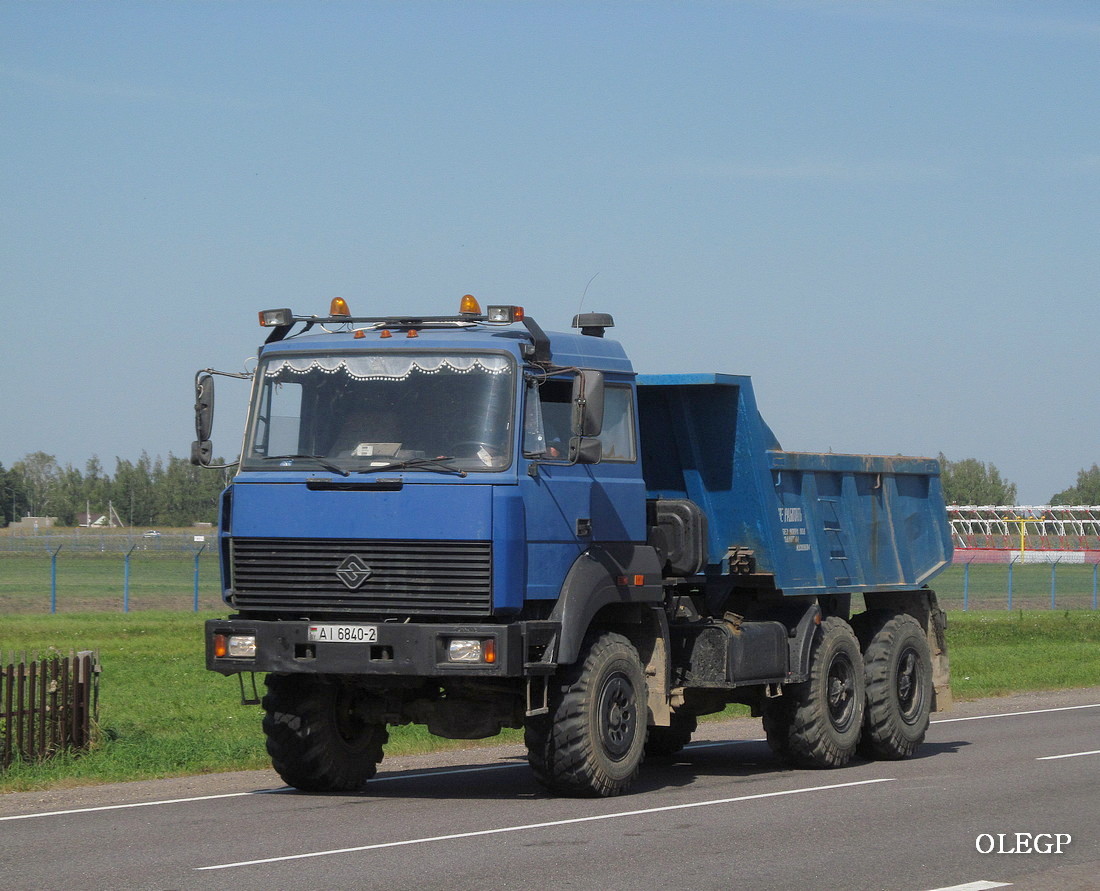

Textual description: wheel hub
[896,647,924,723]
[598,672,637,760]
[827,655,857,731]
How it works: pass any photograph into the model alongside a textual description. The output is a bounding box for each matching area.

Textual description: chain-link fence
[0,531,222,613]
[934,559,1099,611]
[2,530,1098,614]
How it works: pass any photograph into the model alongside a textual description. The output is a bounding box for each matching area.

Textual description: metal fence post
[192,542,206,612]
[47,545,63,613]
[123,544,137,613]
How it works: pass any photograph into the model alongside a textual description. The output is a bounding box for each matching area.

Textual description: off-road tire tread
[525,631,647,797]
[858,613,932,760]
[262,674,387,793]
[765,617,865,769]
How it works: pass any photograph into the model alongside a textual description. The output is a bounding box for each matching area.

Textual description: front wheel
[763,617,865,768]
[525,631,647,797]
[262,674,388,792]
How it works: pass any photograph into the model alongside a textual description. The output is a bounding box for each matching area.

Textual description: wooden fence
[1,650,100,769]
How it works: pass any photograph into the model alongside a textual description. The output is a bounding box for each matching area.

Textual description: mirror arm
[521,317,552,365]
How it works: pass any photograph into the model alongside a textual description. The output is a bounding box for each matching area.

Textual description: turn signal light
[212,633,257,658]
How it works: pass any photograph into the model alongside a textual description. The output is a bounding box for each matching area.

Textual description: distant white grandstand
[948,505,1100,564]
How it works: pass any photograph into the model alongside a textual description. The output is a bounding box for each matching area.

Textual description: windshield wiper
[261,454,350,477]
[356,457,467,478]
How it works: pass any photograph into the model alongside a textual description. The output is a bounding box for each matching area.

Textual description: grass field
[2,609,1098,793]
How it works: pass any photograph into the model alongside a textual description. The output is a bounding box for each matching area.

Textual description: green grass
[947,609,1100,699]
[2,609,1098,793]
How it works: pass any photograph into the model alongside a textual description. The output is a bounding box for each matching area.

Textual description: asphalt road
[2,687,1098,891]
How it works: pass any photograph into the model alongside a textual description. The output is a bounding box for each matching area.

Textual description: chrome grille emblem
[336,555,373,590]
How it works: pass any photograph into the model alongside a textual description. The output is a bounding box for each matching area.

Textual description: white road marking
[1036,749,1100,761]
[196,777,896,871]
[924,881,1011,890]
[931,702,1100,724]
[0,788,290,822]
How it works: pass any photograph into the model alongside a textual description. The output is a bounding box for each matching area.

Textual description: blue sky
[2,1,1097,504]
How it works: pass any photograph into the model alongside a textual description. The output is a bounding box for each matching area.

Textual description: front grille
[230,537,492,618]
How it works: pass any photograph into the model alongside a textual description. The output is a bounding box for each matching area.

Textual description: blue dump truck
[196,297,952,797]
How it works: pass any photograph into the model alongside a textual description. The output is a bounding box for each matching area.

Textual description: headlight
[447,638,496,664]
[213,633,257,658]
[228,635,257,658]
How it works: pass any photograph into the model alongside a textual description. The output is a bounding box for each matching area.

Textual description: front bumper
[205,618,541,677]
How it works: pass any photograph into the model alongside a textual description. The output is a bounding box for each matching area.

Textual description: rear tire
[763,617,865,768]
[262,674,388,792]
[858,614,932,760]
[525,631,647,797]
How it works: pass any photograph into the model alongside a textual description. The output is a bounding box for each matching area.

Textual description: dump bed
[637,373,953,596]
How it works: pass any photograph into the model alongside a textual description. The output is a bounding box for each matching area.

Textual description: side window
[598,385,636,462]
[250,380,304,457]
[523,378,636,462]
[524,378,572,459]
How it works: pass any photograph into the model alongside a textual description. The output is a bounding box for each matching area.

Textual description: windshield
[242,352,515,473]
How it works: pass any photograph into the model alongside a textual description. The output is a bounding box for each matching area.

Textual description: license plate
[308,624,379,643]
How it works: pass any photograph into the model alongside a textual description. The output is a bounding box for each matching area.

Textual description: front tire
[525,631,647,797]
[858,614,932,760]
[262,674,388,792]
[763,617,865,768]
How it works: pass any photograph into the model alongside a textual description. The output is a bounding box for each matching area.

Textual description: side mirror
[568,436,602,465]
[571,370,604,437]
[191,372,215,466]
[191,439,213,466]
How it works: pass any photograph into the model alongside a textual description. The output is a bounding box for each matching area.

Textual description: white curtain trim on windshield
[263,354,510,380]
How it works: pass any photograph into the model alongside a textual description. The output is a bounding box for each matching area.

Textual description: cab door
[519,376,645,601]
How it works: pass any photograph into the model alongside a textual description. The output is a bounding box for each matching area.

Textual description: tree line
[1,452,232,529]
[937,455,1099,506]
[2,451,1097,529]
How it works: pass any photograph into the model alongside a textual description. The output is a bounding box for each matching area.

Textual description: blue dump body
[637,373,953,597]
